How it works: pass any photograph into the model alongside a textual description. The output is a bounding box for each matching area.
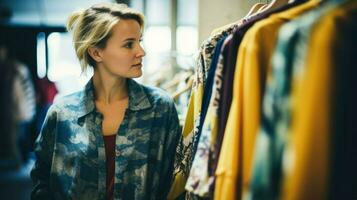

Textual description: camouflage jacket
[31,78,181,200]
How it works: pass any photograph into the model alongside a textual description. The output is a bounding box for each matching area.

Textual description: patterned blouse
[31,78,181,200]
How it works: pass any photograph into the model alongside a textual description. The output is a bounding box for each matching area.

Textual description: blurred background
[0,0,257,199]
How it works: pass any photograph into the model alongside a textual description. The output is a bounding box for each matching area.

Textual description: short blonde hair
[66,3,144,72]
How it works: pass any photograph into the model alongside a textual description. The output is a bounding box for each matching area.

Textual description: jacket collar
[77,78,151,119]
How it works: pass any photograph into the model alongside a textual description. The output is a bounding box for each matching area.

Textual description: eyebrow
[123,35,143,42]
[123,38,136,42]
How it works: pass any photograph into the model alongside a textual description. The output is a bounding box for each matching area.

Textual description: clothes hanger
[162,71,192,91]
[257,4,269,12]
[257,0,290,14]
[244,3,267,18]
[172,75,194,100]
[212,2,266,34]
[211,2,267,35]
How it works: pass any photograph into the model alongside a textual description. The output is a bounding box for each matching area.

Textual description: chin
[128,70,143,78]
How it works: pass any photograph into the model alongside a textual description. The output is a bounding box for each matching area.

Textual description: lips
[132,63,142,67]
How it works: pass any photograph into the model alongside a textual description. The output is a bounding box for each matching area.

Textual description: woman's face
[96,19,145,78]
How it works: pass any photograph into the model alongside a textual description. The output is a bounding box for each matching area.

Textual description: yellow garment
[168,85,203,199]
[214,1,320,200]
[282,2,357,199]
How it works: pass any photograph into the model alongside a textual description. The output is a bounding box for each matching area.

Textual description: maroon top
[103,134,116,200]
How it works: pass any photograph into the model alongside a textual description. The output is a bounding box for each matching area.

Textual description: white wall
[198,0,259,44]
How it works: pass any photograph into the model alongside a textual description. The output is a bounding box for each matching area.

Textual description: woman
[31,3,181,200]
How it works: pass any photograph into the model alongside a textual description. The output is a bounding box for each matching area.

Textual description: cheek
[107,52,131,66]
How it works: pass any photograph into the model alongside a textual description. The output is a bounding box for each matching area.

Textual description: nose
[136,44,145,58]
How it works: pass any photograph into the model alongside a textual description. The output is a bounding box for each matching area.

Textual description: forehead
[110,19,142,40]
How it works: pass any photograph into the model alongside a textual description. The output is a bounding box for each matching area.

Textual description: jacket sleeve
[30,105,58,200]
[160,100,181,199]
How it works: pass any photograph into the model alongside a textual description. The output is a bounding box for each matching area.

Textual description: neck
[93,68,128,104]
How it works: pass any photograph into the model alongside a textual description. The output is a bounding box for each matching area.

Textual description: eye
[123,42,134,49]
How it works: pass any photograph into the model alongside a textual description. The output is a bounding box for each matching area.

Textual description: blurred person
[0,44,22,168]
[0,44,33,199]
[0,43,36,163]
[31,3,181,200]
[13,57,37,163]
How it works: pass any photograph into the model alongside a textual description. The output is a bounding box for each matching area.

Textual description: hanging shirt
[185,36,229,197]
[31,78,181,200]
[249,1,337,199]
[282,1,357,200]
[215,1,321,200]
[326,1,357,199]
[214,29,241,170]
[326,2,357,199]
[168,22,239,200]
[209,36,235,187]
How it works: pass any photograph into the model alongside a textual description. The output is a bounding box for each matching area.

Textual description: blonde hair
[66,3,144,72]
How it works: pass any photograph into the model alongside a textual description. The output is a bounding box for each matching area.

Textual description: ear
[88,47,103,63]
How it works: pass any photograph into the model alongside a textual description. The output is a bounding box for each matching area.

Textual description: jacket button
[116,150,120,157]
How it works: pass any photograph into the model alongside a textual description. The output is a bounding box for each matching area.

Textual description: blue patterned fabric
[31,78,181,200]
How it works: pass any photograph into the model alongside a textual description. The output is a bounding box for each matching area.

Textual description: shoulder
[129,79,177,116]
[141,84,175,109]
[47,89,88,118]
[54,89,85,108]
[138,83,180,126]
